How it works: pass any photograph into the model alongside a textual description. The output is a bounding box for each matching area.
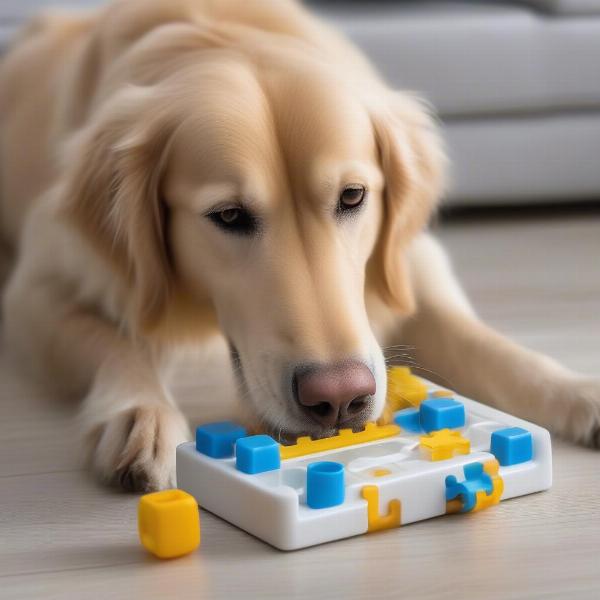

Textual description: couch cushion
[3,1,600,117]
[311,1,600,117]
[517,0,600,15]
[443,112,600,203]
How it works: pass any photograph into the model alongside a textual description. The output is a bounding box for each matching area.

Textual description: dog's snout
[294,361,375,427]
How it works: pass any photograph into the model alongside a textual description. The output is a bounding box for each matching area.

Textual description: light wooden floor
[2,210,599,600]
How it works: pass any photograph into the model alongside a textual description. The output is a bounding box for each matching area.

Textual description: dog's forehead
[266,67,377,161]
[267,71,381,204]
[165,70,277,201]
[166,63,380,208]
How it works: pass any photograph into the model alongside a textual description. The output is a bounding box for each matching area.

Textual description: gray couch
[309,0,600,205]
[2,0,600,205]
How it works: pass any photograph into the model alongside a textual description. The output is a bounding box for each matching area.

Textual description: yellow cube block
[138,489,200,559]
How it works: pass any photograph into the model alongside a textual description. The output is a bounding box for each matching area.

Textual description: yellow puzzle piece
[472,459,504,512]
[420,429,471,461]
[386,366,429,411]
[362,485,401,532]
[138,489,200,559]
[280,422,400,460]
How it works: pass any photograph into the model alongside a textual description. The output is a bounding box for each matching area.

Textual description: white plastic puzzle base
[177,380,552,550]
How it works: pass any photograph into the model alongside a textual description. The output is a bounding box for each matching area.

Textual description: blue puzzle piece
[445,462,493,512]
[236,435,281,474]
[393,408,423,433]
[420,398,466,433]
[196,421,247,458]
[491,427,533,466]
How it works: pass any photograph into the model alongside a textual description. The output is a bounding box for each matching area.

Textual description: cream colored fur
[0,0,598,491]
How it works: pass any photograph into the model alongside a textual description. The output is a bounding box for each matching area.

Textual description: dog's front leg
[4,270,190,491]
[394,234,600,447]
[79,348,190,492]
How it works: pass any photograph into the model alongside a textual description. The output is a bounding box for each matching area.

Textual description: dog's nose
[295,361,376,427]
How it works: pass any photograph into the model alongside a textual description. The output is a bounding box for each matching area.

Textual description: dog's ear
[368,93,446,313]
[61,86,176,331]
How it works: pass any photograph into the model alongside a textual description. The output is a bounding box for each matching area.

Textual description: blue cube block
[420,398,466,433]
[491,427,533,466]
[196,421,247,458]
[393,408,423,433]
[236,435,280,474]
[306,462,345,509]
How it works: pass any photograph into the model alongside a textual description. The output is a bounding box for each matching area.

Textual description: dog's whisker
[385,356,420,367]
[382,345,417,353]
[385,357,456,390]
[383,344,416,350]
[385,354,413,362]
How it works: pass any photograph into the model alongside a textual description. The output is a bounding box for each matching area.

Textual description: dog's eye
[338,185,366,213]
[207,206,258,235]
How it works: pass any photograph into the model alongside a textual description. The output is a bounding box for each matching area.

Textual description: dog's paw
[83,404,191,492]
[554,377,600,448]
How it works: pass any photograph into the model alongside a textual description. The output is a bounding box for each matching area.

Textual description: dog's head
[64,27,444,440]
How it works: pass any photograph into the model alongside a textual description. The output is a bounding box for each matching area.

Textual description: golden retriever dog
[0,0,598,492]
